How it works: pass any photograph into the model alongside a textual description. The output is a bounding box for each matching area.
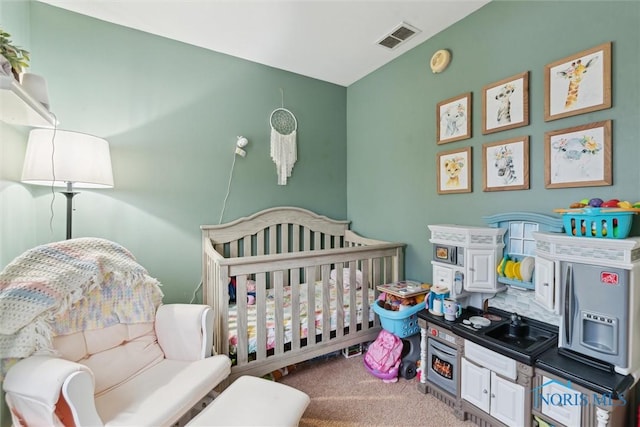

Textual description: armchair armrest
[3,355,103,427]
[155,304,213,360]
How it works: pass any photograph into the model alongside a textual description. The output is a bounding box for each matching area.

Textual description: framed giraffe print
[544,42,612,121]
[482,136,529,192]
[436,92,472,144]
[544,120,612,189]
[482,71,529,135]
[436,146,472,194]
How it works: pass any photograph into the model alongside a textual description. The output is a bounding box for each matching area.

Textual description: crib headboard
[201,206,355,258]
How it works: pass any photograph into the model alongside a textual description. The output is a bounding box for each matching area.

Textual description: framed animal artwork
[482,71,529,135]
[436,92,472,144]
[482,136,529,192]
[544,120,612,188]
[544,42,612,121]
[437,146,472,194]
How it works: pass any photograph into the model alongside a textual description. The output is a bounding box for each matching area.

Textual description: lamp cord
[48,112,59,235]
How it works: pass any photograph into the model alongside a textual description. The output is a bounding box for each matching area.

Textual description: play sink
[483,321,556,352]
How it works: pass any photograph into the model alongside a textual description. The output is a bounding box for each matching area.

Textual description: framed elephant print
[436,92,472,144]
[544,120,612,188]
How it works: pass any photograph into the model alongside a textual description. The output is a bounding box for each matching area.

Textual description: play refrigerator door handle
[483,389,488,394]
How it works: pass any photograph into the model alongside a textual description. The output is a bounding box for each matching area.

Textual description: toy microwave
[433,244,464,267]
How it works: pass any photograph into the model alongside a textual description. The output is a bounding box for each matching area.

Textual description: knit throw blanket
[0,238,163,361]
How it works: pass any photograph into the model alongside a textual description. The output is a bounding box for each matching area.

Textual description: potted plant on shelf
[0,28,30,80]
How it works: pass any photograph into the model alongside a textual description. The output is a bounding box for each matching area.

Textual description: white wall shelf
[0,75,57,128]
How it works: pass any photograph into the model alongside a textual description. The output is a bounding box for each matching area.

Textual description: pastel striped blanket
[228,281,374,355]
[0,238,163,360]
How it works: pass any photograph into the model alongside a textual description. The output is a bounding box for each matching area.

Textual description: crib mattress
[228,282,375,355]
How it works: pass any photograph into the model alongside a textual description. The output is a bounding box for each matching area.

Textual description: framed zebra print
[482,71,529,135]
[544,42,612,122]
[482,136,530,192]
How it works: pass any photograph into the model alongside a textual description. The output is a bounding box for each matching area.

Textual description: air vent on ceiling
[377,22,421,49]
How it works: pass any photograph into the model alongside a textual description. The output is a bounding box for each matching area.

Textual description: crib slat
[360,258,371,332]
[270,225,278,255]
[243,234,251,257]
[283,226,291,286]
[303,227,311,251]
[236,275,248,365]
[321,264,331,344]
[305,266,316,349]
[257,230,265,256]
[348,260,357,334]
[256,273,267,361]
[273,270,285,356]
[313,232,321,251]
[323,234,331,250]
[334,264,344,339]
[290,269,301,352]
[291,224,300,252]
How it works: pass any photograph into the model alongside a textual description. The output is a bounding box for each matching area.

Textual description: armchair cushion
[95,356,231,427]
[53,322,164,394]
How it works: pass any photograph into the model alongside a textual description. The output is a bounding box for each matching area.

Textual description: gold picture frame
[436,92,472,144]
[544,42,612,121]
[482,71,529,135]
[544,120,612,189]
[483,136,529,192]
[437,146,472,194]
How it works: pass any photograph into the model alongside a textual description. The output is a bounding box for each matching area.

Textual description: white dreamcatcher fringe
[270,129,297,185]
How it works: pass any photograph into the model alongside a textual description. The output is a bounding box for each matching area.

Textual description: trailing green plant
[0,28,30,74]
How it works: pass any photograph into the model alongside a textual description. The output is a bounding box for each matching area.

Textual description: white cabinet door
[534,256,555,311]
[433,263,453,290]
[541,376,582,426]
[465,249,496,292]
[461,357,490,413]
[490,372,525,427]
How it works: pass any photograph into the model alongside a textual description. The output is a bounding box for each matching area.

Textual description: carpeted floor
[278,353,475,427]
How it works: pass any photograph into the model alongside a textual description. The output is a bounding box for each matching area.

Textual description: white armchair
[1,238,231,427]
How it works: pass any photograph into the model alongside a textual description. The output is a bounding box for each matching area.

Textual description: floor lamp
[21,129,114,239]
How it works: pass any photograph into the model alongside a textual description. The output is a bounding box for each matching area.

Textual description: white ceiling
[37,0,490,87]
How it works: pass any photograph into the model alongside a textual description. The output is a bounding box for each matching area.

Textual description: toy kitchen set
[416,211,640,427]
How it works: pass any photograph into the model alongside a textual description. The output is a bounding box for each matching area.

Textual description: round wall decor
[430,49,451,73]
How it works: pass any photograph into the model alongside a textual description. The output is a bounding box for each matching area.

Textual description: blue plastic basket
[561,207,635,239]
[372,300,426,338]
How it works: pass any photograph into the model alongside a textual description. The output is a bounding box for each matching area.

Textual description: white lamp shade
[22,129,114,189]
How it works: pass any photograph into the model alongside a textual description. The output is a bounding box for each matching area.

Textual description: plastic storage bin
[372,300,426,338]
[561,208,635,239]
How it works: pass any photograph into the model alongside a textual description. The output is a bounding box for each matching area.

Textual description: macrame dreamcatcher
[270,106,298,185]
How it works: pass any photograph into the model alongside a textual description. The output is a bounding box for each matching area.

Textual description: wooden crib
[201,206,405,379]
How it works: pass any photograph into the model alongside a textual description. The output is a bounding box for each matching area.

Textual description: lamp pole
[62,182,77,240]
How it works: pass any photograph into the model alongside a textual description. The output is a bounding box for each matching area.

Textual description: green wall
[1,2,348,304]
[347,1,640,283]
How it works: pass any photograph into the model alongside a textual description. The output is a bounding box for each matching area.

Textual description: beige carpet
[278,353,475,427]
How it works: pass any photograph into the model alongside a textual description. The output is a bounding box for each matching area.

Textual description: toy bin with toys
[374,281,429,338]
[555,206,640,239]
